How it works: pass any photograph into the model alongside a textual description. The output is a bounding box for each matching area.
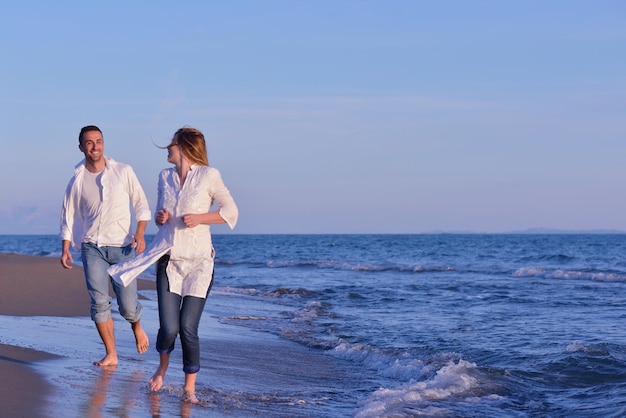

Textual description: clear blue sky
[1,1,625,234]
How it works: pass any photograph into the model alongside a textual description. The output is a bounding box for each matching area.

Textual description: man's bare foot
[183,391,199,403]
[132,322,150,354]
[94,353,118,367]
[149,372,165,392]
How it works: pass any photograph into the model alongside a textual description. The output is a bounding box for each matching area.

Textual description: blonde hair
[171,127,209,166]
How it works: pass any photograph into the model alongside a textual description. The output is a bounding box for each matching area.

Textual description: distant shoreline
[424,229,626,235]
[0,230,625,236]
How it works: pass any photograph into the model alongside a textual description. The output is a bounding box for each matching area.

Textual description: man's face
[79,130,104,164]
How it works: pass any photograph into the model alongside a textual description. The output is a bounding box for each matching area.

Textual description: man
[60,125,151,367]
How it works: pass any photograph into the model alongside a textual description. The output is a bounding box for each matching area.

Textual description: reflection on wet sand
[86,366,149,417]
[86,366,116,417]
[148,390,196,418]
[148,392,161,417]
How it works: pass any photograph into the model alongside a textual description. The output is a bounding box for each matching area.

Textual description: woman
[108,126,238,402]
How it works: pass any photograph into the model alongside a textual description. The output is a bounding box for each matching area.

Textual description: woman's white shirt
[108,165,238,298]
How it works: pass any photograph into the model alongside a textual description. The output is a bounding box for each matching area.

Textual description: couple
[60,125,239,403]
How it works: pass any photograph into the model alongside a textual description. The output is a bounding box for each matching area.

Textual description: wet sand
[0,253,367,417]
[0,253,154,417]
[0,343,59,418]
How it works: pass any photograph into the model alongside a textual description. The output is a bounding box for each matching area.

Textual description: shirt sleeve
[59,177,76,242]
[155,169,168,228]
[208,168,238,229]
[126,166,152,222]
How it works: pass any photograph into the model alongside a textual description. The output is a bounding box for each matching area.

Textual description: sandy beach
[0,253,364,417]
[0,253,154,417]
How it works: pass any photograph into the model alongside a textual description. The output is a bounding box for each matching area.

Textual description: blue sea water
[2,233,626,417]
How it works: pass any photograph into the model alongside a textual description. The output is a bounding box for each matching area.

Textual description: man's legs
[81,243,118,366]
[94,319,117,366]
[108,244,149,354]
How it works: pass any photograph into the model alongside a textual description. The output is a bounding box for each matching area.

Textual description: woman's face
[167,139,181,165]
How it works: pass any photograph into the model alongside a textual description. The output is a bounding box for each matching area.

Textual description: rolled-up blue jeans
[81,242,143,324]
[155,255,212,374]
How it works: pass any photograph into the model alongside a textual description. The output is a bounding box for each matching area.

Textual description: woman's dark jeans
[155,255,212,374]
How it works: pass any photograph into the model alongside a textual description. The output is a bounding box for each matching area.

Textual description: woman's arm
[181,211,225,228]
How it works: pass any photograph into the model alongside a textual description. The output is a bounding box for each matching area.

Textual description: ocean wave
[354,358,497,418]
[512,267,546,277]
[216,286,317,299]
[331,341,428,381]
[0,249,63,258]
[224,315,268,321]
[520,254,576,263]
[290,300,333,323]
[216,258,455,274]
[566,341,611,356]
[512,267,626,281]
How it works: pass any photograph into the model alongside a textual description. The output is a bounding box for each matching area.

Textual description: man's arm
[60,239,73,269]
[133,220,148,254]
[124,166,151,254]
[60,177,77,269]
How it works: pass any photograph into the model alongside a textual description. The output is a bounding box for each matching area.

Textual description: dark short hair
[79,125,102,144]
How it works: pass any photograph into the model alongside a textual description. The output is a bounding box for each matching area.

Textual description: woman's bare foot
[131,321,149,353]
[149,372,165,392]
[94,353,118,367]
[183,372,198,403]
[149,362,169,392]
[150,353,170,391]
[183,391,199,403]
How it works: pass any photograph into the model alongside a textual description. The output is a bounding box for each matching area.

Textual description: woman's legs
[150,255,180,391]
[151,255,212,401]
[179,295,207,374]
[179,295,207,402]
[155,255,181,353]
